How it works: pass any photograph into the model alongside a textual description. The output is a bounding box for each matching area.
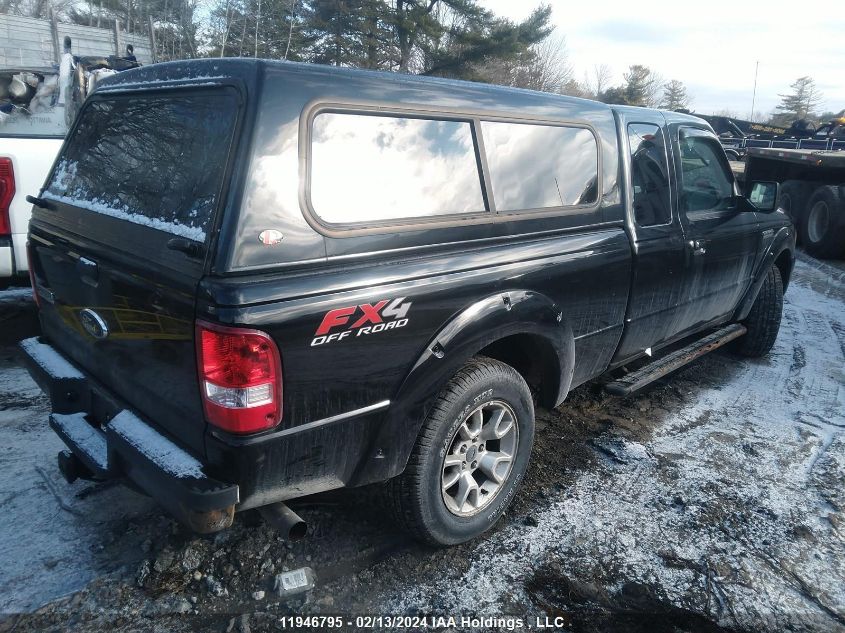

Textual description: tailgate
[28,87,241,454]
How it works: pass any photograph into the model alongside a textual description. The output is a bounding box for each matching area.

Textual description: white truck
[0,67,67,287]
[0,49,140,287]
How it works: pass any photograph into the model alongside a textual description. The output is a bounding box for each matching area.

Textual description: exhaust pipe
[259,502,307,541]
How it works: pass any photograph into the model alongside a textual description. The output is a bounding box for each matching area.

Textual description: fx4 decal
[311,298,411,346]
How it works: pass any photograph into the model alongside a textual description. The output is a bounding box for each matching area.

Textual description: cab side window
[679,129,735,214]
[481,121,599,211]
[627,123,671,226]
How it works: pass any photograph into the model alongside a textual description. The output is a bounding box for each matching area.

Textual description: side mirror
[748,181,779,212]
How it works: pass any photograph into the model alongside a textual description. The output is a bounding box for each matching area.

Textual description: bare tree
[559,78,588,98]
[714,108,740,118]
[473,32,573,93]
[584,63,611,98]
[514,33,573,93]
[217,0,233,57]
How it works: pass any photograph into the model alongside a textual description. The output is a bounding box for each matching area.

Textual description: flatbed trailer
[744,147,845,258]
[722,136,845,161]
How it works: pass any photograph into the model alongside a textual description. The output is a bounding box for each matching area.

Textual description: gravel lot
[0,254,843,633]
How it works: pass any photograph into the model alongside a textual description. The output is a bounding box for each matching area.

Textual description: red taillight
[0,158,15,236]
[196,320,282,434]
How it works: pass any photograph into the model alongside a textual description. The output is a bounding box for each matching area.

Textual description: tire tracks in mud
[831,320,845,361]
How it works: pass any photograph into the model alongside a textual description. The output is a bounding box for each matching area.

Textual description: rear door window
[44,90,239,242]
[628,123,671,226]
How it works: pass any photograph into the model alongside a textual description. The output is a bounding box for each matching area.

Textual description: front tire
[389,357,534,545]
[735,264,783,358]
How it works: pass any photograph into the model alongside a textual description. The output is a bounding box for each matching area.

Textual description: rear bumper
[0,234,29,279]
[0,240,12,278]
[19,336,239,533]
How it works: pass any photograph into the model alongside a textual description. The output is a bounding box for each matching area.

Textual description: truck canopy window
[628,123,671,226]
[309,112,486,224]
[480,121,598,211]
[43,91,239,242]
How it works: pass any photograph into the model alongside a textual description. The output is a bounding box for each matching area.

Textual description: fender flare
[733,225,795,322]
[351,290,575,485]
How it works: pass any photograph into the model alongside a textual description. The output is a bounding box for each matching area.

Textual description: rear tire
[388,357,534,545]
[801,186,845,259]
[777,180,807,226]
[735,264,783,358]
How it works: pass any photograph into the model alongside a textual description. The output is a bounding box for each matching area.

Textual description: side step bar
[605,324,747,396]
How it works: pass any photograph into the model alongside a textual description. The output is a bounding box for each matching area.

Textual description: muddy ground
[0,254,843,633]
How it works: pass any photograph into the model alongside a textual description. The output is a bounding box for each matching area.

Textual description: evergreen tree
[598,86,629,105]
[202,0,551,78]
[306,0,365,66]
[417,3,552,80]
[304,0,395,67]
[774,76,823,124]
[661,79,690,110]
[622,64,661,107]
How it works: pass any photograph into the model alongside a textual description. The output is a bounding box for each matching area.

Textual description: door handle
[687,239,707,255]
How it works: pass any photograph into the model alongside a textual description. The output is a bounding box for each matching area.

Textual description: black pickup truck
[20,59,795,546]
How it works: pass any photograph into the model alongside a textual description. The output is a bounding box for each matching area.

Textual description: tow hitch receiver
[57,449,90,484]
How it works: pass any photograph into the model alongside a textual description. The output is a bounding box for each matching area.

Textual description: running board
[605,324,747,396]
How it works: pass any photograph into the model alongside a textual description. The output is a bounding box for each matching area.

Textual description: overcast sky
[481,0,845,119]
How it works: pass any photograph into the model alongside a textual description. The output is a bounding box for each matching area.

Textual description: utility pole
[750,61,759,122]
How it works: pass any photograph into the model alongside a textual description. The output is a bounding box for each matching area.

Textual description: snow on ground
[377,259,845,631]
[0,348,156,613]
[0,256,842,632]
